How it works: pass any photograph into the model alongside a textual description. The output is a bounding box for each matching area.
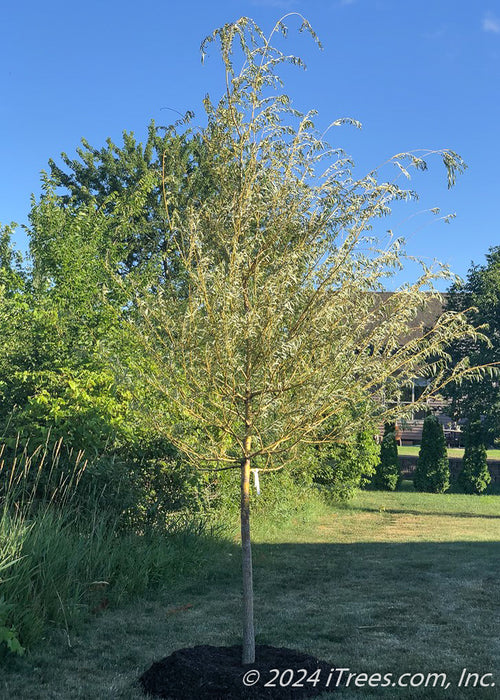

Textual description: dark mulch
[139,645,339,699]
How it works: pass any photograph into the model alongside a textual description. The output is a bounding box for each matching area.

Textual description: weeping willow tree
[122,16,491,664]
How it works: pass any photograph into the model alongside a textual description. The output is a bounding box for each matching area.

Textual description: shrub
[315,430,380,500]
[0,431,209,532]
[0,367,133,458]
[414,415,450,493]
[210,444,318,521]
[458,420,491,494]
[372,423,400,490]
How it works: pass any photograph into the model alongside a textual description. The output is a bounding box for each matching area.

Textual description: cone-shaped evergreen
[414,415,450,492]
[458,420,491,494]
[373,423,400,490]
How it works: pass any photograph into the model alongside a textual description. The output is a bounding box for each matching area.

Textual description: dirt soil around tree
[139,644,339,699]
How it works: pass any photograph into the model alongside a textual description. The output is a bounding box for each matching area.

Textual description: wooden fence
[399,455,500,484]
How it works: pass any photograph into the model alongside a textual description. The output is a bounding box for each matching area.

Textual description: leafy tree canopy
[116,15,490,663]
[45,117,212,279]
[446,246,500,444]
[0,224,23,285]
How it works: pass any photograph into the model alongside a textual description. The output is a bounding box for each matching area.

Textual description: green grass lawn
[3,485,500,699]
[398,446,500,460]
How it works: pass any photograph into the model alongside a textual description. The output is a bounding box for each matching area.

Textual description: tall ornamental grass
[0,440,220,655]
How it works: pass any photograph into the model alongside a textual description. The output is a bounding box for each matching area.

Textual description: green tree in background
[373,423,400,490]
[121,16,487,664]
[0,224,25,295]
[446,246,500,445]
[1,188,200,525]
[0,224,28,423]
[46,118,211,281]
[458,420,491,494]
[414,415,450,492]
[1,189,134,452]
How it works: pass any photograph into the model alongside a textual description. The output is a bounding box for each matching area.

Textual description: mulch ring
[139,644,339,699]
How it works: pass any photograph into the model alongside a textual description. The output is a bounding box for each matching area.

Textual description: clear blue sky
[1,0,499,286]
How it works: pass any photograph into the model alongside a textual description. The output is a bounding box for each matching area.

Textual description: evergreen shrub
[414,414,450,493]
[372,423,400,490]
[458,420,491,494]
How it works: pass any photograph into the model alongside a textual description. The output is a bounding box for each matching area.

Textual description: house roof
[368,291,446,343]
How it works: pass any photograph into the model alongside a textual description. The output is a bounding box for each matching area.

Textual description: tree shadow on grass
[2,536,499,699]
[147,539,500,698]
[340,505,500,519]
[249,540,500,698]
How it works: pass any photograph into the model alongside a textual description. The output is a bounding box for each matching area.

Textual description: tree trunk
[241,449,255,664]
